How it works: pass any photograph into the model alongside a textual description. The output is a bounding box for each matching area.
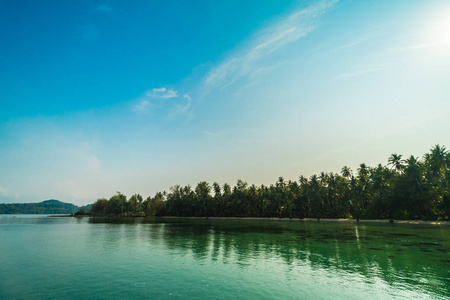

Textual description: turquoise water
[0,215,448,299]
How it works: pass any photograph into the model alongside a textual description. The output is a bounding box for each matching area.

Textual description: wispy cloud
[97,5,113,13]
[202,0,338,95]
[145,87,178,99]
[249,63,282,78]
[134,100,150,112]
[172,94,192,114]
[132,87,179,112]
[330,38,367,53]
[168,94,193,122]
[337,66,385,78]
[132,88,193,121]
[389,43,433,52]
[203,131,218,136]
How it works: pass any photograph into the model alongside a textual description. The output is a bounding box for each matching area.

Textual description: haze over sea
[0,215,448,299]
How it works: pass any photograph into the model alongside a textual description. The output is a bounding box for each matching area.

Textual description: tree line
[0,200,80,214]
[89,145,450,220]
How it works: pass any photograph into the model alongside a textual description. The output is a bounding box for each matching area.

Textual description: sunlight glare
[426,4,450,51]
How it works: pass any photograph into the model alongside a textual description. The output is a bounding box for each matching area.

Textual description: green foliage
[0,200,80,214]
[74,208,90,216]
[392,210,412,220]
[90,144,450,221]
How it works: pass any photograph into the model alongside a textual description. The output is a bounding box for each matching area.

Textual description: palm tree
[299,175,307,186]
[195,181,211,217]
[247,184,259,216]
[297,176,309,217]
[222,183,232,216]
[212,182,222,216]
[388,153,405,173]
[341,166,352,179]
[128,194,143,215]
[424,145,449,217]
[308,174,323,218]
[356,163,371,211]
[276,176,285,188]
[358,163,369,178]
[424,144,448,177]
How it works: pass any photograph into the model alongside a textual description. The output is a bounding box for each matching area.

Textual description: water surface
[0,215,448,299]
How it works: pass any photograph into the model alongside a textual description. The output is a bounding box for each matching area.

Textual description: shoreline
[50,214,449,225]
[158,216,449,225]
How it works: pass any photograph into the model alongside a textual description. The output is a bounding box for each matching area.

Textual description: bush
[352,208,381,219]
[392,210,411,220]
[74,208,88,216]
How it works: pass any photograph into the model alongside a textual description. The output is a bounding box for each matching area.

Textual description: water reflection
[87,217,450,298]
[0,214,71,225]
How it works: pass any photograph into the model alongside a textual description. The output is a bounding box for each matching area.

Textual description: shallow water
[0,215,448,299]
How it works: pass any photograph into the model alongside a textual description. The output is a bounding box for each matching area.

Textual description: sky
[1,0,450,205]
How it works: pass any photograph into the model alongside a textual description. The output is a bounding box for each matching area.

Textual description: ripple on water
[0,216,449,300]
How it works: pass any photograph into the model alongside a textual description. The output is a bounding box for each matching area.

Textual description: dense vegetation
[0,200,81,214]
[90,145,450,220]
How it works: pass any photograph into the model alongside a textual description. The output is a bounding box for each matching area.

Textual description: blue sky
[1,0,450,205]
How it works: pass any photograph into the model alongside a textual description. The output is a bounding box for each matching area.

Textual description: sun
[426,3,450,50]
[431,15,450,44]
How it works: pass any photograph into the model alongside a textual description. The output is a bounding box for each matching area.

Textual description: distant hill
[0,199,81,214]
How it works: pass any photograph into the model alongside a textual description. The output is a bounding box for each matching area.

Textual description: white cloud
[202,0,338,95]
[168,94,193,121]
[145,87,178,99]
[134,100,150,112]
[176,94,192,113]
[132,88,180,113]
[132,89,193,121]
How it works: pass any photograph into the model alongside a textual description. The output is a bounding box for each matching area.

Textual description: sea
[0,215,448,299]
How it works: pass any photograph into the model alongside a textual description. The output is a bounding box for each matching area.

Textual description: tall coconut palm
[424,144,448,177]
[356,163,371,211]
[195,181,211,217]
[308,174,323,218]
[212,182,222,216]
[424,145,449,217]
[341,166,352,179]
[388,153,405,173]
